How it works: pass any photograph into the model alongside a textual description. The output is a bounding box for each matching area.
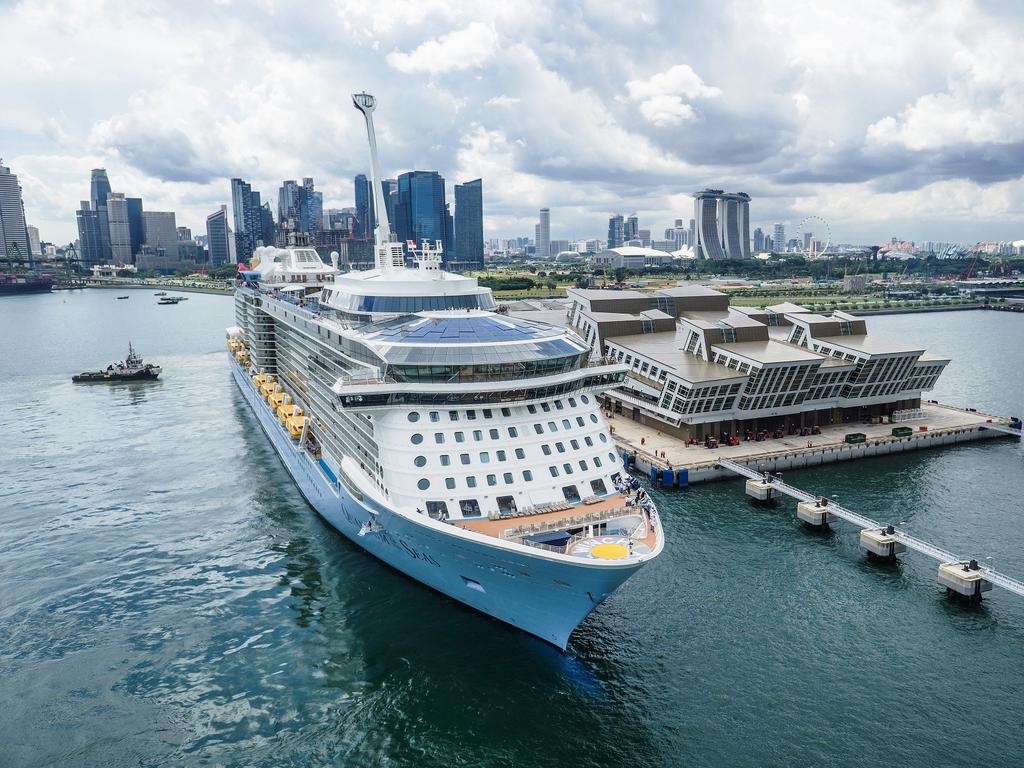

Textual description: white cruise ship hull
[230,357,646,649]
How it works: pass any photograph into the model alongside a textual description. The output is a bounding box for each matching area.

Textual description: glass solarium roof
[357,314,569,346]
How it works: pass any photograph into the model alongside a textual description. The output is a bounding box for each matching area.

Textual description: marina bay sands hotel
[693,189,751,260]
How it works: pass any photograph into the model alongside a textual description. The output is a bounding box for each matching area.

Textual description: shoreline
[62,282,233,296]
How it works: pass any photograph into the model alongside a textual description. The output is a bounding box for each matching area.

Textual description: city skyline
[4,1,1024,247]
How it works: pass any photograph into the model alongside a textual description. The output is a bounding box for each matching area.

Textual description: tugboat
[72,343,162,382]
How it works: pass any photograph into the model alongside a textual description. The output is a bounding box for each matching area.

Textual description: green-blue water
[1,291,1022,767]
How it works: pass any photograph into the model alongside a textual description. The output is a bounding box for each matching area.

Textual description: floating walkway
[717,458,1024,601]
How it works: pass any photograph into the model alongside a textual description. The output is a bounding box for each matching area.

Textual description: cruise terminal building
[561,285,950,441]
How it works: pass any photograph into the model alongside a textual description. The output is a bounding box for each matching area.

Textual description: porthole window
[590,414,599,424]
[608,451,616,462]
[599,433,608,443]
[581,395,590,404]
[408,412,420,423]
[414,456,427,467]
[411,433,423,445]
[417,478,430,490]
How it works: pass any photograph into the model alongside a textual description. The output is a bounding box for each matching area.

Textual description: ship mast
[351,93,402,272]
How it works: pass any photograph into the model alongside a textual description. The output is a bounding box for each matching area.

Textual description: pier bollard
[937,560,992,603]
[745,478,774,503]
[797,498,832,528]
[859,525,907,561]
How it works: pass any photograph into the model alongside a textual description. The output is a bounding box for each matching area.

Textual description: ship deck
[450,492,659,556]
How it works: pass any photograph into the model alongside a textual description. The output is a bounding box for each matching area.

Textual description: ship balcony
[450,492,660,562]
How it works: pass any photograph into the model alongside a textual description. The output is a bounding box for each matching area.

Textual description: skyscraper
[753,227,765,252]
[537,208,550,260]
[90,169,113,262]
[76,203,104,266]
[143,211,178,254]
[126,197,144,259]
[354,173,373,238]
[230,178,263,263]
[206,205,234,265]
[773,223,786,253]
[694,189,751,259]
[0,162,31,262]
[300,177,322,234]
[105,193,133,262]
[393,171,452,258]
[693,190,725,259]
[278,179,301,227]
[26,225,41,257]
[624,214,639,243]
[717,192,751,260]
[453,178,483,271]
[607,214,624,249]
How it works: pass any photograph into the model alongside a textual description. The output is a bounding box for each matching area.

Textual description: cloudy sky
[3,0,1024,246]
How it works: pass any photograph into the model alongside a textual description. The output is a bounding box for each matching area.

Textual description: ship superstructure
[226,94,663,648]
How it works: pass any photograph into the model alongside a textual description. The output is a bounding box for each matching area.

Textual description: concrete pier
[715,458,1024,603]
[859,527,908,561]
[612,402,1020,486]
[744,478,774,503]
[938,561,993,602]
[796,499,833,527]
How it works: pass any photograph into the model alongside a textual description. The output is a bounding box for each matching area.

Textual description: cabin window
[460,453,471,465]
[502,473,514,485]
[508,427,518,438]
[440,455,451,466]
[459,499,481,517]
[434,433,445,444]
[486,474,497,487]
[489,429,499,439]
[515,448,525,459]
[414,456,427,467]
[479,452,490,464]
[445,478,456,490]
[417,478,430,490]
[408,412,420,423]
[410,433,423,445]
[497,495,516,513]
[590,479,607,495]
[466,476,477,488]
[523,470,533,481]
[425,501,448,519]
[562,485,581,503]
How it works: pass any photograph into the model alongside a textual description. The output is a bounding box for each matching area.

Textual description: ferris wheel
[796,215,832,259]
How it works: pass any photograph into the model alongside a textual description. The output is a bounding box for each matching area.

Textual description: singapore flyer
[796,215,832,259]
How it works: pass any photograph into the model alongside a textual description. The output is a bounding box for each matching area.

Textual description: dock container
[844,432,867,444]
[891,426,913,437]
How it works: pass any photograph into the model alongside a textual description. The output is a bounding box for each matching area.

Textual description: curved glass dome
[352,313,589,382]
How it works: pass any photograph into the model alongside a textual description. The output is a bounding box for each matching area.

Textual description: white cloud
[2,0,1024,246]
[386,22,500,75]
[625,64,721,126]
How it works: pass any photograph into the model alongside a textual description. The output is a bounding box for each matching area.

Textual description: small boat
[116,295,130,300]
[154,291,167,296]
[158,296,183,305]
[72,343,162,383]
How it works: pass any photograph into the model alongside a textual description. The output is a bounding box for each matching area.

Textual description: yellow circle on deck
[591,543,629,560]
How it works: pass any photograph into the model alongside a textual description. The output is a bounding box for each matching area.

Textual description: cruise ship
[226,93,663,649]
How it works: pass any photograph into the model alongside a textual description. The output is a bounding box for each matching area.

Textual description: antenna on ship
[352,92,403,272]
